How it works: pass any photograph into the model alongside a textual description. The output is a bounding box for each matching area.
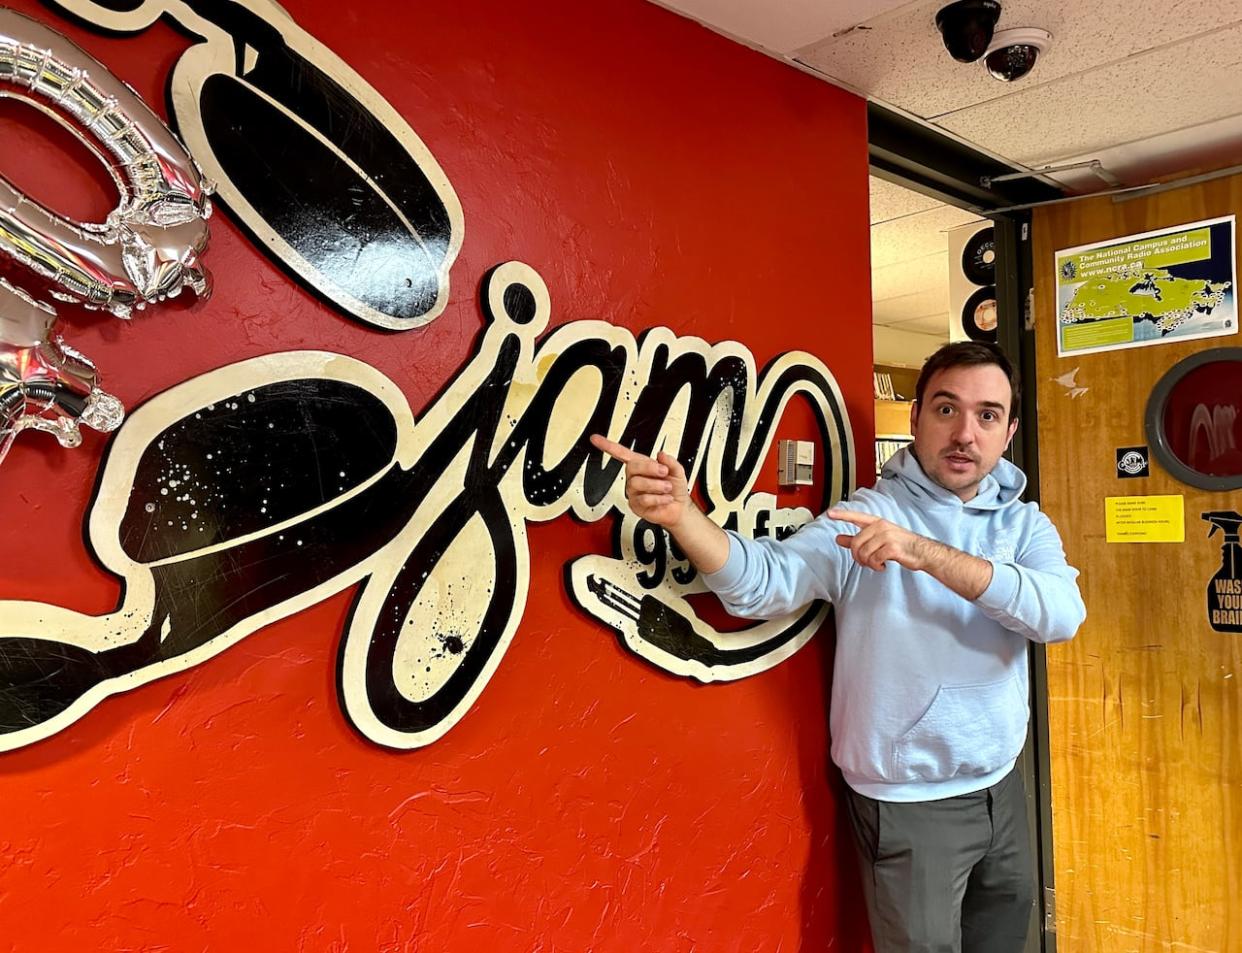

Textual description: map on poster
[1055,215,1236,357]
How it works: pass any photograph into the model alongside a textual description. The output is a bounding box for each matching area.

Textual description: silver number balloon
[0,277,123,466]
[0,8,213,318]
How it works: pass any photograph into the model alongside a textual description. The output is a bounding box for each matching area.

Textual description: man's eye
[981,411,997,422]
[937,405,954,415]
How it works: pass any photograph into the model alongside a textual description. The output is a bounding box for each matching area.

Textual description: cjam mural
[0,256,852,750]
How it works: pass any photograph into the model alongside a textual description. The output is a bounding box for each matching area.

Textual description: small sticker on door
[1116,446,1150,478]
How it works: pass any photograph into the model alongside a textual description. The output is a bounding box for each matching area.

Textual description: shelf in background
[875,399,913,438]
[874,435,911,476]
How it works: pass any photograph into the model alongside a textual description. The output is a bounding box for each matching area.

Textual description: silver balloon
[0,8,213,319]
[0,276,122,465]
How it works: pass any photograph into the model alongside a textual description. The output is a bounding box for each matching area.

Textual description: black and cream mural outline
[43,0,464,331]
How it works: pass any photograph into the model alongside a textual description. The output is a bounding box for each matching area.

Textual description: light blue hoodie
[702,446,1085,802]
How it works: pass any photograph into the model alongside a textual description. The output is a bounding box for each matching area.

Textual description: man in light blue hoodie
[591,342,1085,953]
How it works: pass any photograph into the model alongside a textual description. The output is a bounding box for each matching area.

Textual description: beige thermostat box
[778,440,815,487]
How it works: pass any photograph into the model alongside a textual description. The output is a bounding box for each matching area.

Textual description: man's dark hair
[914,342,1021,422]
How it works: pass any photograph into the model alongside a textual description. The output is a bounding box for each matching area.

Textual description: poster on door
[1055,216,1236,357]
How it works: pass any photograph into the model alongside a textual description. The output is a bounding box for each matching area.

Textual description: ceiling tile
[869,175,944,224]
[795,0,1242,120]
[1043,113,1242,190]
[872,252,946,302]
[871,204,985,268]
[648,0,910,54]
[889,313,951,335]
[937,21,1242,164]
[873,289,948,324]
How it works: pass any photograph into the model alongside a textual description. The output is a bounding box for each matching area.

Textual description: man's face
[910,363,1019,501]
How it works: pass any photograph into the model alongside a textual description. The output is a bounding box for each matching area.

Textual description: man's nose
[951,417,977,445]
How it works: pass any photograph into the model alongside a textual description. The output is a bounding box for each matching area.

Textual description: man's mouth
[944,452,977,468]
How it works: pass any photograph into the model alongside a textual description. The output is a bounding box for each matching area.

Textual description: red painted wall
[0,0,875,949]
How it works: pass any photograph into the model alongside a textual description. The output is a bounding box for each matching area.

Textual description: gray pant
[844,768,1035,953]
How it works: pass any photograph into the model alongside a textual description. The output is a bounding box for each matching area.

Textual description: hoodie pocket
[891,676,1028,782]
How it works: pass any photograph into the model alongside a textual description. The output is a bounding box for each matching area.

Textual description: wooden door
[1033,174,1242,951]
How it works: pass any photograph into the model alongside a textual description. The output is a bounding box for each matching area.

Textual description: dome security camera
[935,0,1002,63]
[983,27,1052,81]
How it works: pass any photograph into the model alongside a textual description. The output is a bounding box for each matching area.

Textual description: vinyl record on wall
[947,222,1000,345]
[961,285,998,342]
[960,227,996,285]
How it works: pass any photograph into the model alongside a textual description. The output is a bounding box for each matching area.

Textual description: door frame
[868,102,1064,953]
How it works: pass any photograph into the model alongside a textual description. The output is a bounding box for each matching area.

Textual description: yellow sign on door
[1105,495,1185,543]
